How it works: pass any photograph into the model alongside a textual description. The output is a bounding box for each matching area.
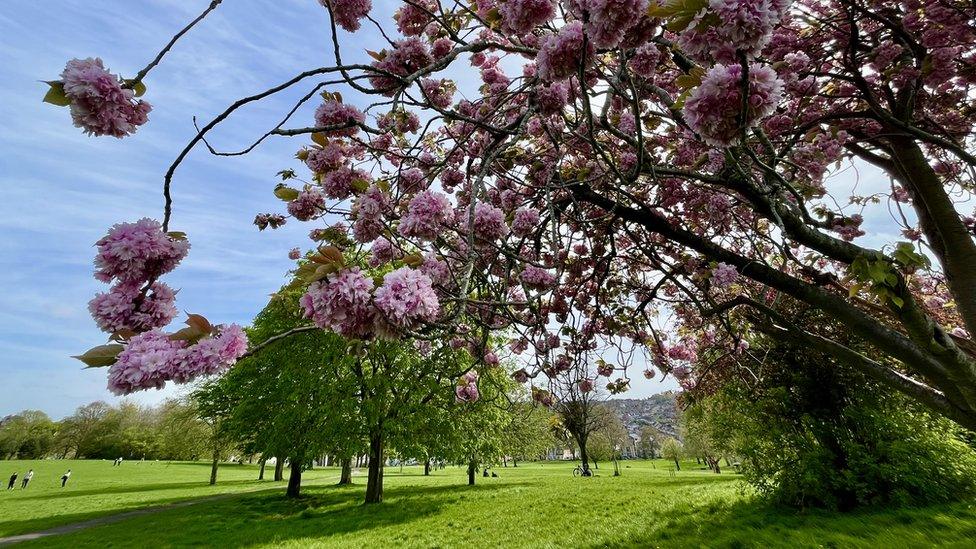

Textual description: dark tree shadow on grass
[584,496,976,548]
[25,482,528,548]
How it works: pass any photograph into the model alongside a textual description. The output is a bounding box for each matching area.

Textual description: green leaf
[274,185,301,201]
[72,344,125,368]
[42,81,71,107]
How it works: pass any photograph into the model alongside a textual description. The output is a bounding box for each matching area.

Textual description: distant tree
[638,425,664,459]
[57,401,112,458]
[588,406,629,476]
[661,438,683,471]
[0,410,56,459]
[501,401,556,466]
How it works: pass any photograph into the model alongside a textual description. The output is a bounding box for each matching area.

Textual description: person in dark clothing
[60,469,71,488]
[7,472,17,490]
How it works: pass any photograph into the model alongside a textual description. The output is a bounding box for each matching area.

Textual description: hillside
[604,392,680,439]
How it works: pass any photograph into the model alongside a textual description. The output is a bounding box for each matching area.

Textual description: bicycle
[572,463,592,477]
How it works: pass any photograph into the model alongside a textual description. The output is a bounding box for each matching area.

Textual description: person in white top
[60,469,71,488]
[20,469,33,489]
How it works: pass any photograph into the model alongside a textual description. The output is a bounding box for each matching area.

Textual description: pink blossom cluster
[395,0,437,36]
[512,207,541,237]
[369,236,401,267]
[683,63,783,147]
[677,0,791,63]
[420,253,450,286]
[287,188,326,221]
[578,378,595,393]
[305,143,347,174]
[420,78,455,109]
[521,265,557,290]
[498,0,556,36]
[352,184,391,242]
[254,213,286,230]
[321,0,372,32]
[830,214,865,241]
[300,268,376,338]
[711,262,738,288]
[374,267,440,330]
[369,38,434,95]
[323,166,372,200]
[455,370,480,403]
[314,100,364,137]
[89,281,178,333]
[534,81,569,116]
[60,58,152,137]
[94,218,189,283]
[399,190,455,240]
[471,202,510,244]
[567,0,649,50]
[106,325,247,395]
[536,22,592,82]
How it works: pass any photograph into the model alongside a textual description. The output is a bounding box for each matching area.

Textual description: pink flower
[398,167,428,194]
[420,253,450,286]
[512,207,541,237]
[374,267,440,330]
[314,100,364,137]
[107,330,184,395]
[420,78,455,109]
[300,267,376,339]
[678,0,789,63]
[305,143,347,174]
[94,219,190,283]
[321,0,372,32]
[254,213,286,230]
[288,248,301,260]
[456,369,481,403]
[597,362,614,377]
[287,188,326,221]
[59,58,152,137]
[683,63,783,147]
[643,368,656,379]
[369,38,434,95]
[536,22,593,81]
[499,0,556,35]
[394,0,436,36]
[352,184,391,242]
[369,236,401,267]
[513,368,529,383]
[89,281,178,333]
[471,202,510,244]
[534,81,569,116]
[521,265,557,290]
[323,166,372,200]
[399,190,455,240]
[578,378,594,393]
[711,262,738,288]
[567,0,649,50]
[174,324,248,382]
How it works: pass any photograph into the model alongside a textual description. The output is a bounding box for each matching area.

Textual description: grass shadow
[13,479,259,501]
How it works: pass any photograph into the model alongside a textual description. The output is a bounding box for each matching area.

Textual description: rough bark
[339,457,352,485]
[209,449,219,486]
[365,431,384,503]
[286,459,302,498]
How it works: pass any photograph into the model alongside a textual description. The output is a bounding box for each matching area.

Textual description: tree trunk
[365,431,384,504]
[502,455,507,467]
[274,458,284,481]
[579,440,590,475]
[258,458,266,480]
[339,457,352,485]
[513,457,518,467]
[467,459,476,486]
[673,459,680,471]
[286,459,302,498]
[424,459,431,476]
[613,458,621,477]
[209,449,219,486]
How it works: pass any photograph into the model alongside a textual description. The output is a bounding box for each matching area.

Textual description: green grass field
[3,459,976,547]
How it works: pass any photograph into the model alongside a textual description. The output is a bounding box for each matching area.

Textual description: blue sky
[0,1,910,419]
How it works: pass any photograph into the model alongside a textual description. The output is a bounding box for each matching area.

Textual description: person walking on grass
[21,469,33,489]
[7,472,17,490]
[60,469,71,488]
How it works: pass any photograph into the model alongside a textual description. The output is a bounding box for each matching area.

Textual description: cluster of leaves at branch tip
[42,79,147,107]
[295,246,347,284]
[848,243,930,309]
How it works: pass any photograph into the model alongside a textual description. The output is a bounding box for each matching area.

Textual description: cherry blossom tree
[50,0,976,433]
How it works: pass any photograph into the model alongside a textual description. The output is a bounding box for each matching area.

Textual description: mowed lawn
[0,459,338,537]
[4,460,976,548]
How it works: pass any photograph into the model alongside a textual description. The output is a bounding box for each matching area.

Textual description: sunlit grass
[7,459,976,547]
